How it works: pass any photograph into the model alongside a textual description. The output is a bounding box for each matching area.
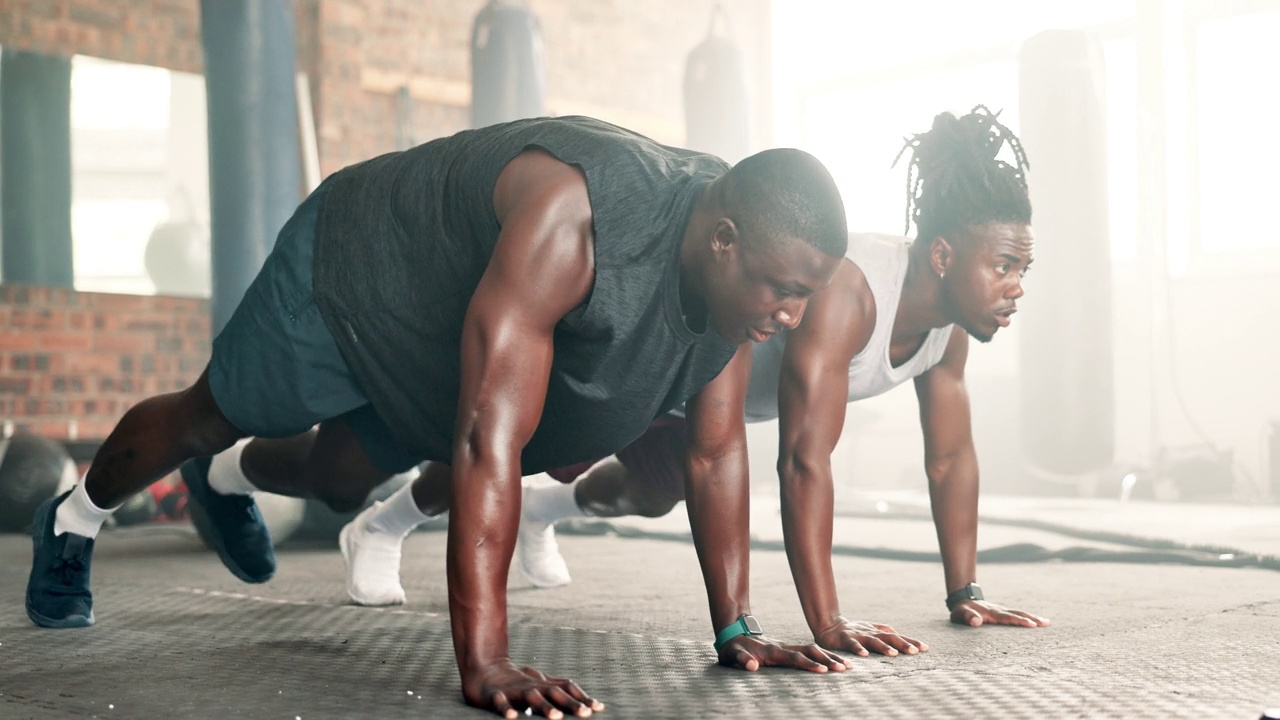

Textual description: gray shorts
[206,182,420,474]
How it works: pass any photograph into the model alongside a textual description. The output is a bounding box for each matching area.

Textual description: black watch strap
[945,582,984,610]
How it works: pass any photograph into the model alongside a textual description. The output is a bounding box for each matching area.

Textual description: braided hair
[893,106,1031,245]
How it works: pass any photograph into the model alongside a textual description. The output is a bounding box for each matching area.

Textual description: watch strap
[946,582,984,610]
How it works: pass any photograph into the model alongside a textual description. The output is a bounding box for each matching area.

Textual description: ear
[711,218,740,257]
[929,236,953,278]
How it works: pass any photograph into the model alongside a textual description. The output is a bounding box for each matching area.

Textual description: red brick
[94,334,153,354]
[0,332,38,351]
[36,332,94,352]
[64,353,121,375]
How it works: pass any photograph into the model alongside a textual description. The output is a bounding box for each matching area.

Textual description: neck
[894,240,952,342]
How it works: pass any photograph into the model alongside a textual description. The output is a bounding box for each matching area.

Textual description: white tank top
[742,233,954,423]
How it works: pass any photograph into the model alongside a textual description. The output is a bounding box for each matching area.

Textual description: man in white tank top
[344,107,1051,661]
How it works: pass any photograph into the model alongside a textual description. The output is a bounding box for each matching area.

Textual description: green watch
[714,614,764,651]
[946,582,984,610]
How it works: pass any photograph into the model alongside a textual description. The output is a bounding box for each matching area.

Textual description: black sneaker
[181,456,276,583]
[26,491,96,628]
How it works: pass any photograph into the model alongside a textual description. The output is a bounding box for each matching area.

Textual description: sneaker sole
[182,460,274,585]
[26,605,94,629]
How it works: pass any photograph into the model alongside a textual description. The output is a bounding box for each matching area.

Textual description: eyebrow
[998,253,1030,265]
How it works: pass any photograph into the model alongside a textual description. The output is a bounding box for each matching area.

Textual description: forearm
[446,448,522,675]
[777,452,842,635]
[684,444,752,632]
[927,452,980,593]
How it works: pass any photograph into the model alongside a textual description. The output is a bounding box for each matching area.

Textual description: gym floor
[1,495,1277,720]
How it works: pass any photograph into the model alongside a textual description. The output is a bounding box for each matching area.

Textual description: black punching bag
[1018,30,1115,475]
[0,50,74,287]
[683,5,750,164]
[471,0,546,129]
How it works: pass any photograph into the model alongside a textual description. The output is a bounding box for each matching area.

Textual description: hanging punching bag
[470,0,546,130]
[683,5,750,164]
[0,49,74,287]
[1018,30,1115,475]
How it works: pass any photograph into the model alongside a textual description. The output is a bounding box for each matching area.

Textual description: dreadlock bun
[894,106,1032,243]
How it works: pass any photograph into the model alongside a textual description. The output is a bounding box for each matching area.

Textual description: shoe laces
[52,536,88,588]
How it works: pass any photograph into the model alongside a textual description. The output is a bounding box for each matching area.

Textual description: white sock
[524,480,587,524]
[207,439,256,495]
[365,478,431,539]
[54,480,119,538]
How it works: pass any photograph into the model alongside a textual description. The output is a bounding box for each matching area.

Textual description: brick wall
[0,0,772,177]
[0,0,771,442]
[0,285,209,441]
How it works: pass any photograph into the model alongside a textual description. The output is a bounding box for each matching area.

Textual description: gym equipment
[0,434,77,533]
[470,0,546,129]
[683,4,750,164]
[1017,30,1115,475]
[1,48,74,286]
[199,0,302,335]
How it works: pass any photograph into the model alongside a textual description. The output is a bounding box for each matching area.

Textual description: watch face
[742,615,763,634]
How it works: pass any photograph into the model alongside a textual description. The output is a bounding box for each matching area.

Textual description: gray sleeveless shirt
[312,116,737,472]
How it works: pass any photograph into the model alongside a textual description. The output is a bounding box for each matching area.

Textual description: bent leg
[86,368,244,509]
[240,413,390,513]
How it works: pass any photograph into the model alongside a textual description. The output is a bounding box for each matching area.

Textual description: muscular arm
[915,327,1049,629]
[686,342,849,674]
[447,150,597,710]
[684,342,755,633]
[775,260,870,635]
[913,326,979,599]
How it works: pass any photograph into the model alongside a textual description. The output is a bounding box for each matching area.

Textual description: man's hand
[462,660,605,719]
[950,599,1050,628]
[814,617,929,657]
[717,635,849,673]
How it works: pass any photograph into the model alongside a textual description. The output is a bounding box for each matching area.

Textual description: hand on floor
[462,660,604,719]
[814,617,928,657]
[950,599,1050,628]
[717,635,848,673]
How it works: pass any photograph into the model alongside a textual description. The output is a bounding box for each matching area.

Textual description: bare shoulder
[484,149,597,315]
[493,149,594,232]
[793,257,876,357]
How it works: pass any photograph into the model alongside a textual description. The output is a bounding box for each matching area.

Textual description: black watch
[945,582,984,610]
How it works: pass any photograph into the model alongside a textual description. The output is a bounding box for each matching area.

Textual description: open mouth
[747,327,774,343]
[995,307,1017,328]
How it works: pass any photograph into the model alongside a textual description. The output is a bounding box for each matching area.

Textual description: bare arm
[775,260,868,635]
[447,150,604,717]
[685,342,848,674]
[914,327,979,598]
[684,342,754,633]
[914,326,1048,628]
[774,261,925,657]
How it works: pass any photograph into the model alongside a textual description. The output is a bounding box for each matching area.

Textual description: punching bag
[683,5,750,164]
[1018,30,1115,475]
[0,49,74,287]
[199,0,303,335]
[470,0,546,129]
